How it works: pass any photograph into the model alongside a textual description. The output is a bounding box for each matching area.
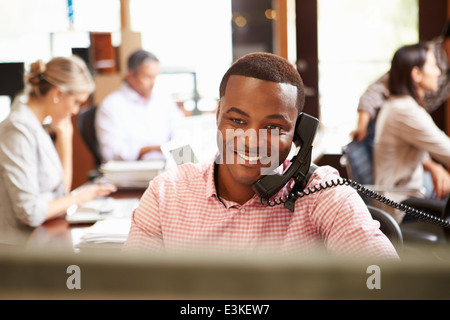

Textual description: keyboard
[66,197,140,224]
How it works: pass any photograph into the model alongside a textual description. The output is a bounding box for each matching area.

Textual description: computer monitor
[0,62,25,100]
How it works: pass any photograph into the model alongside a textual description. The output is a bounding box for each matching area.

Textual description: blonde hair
[26,55,95,99]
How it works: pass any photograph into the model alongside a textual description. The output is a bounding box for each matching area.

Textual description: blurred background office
[1,0,450,299]
[0,0,448,190]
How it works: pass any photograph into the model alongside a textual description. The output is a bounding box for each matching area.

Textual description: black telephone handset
[252,112,319,211]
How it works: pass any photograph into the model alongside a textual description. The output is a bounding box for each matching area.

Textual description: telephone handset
[252,112,319,211]
[251,112,450,229]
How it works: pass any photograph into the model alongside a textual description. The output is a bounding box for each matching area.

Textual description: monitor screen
[0,62,25,98]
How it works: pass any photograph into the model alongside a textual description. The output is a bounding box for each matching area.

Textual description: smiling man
[123,52,399,259]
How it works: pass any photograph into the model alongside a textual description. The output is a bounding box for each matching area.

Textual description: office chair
[340,139,446,246]
[367,205,403,249]
[340,137,374,185]
[444,196,450,243]
[340,138,375,205]
[77,106,103,180]
[399,196,449,245]
[340,139,419,206]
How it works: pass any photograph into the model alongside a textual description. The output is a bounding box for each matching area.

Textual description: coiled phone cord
[260,178,450,229]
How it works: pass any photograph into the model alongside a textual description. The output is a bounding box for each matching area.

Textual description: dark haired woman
[374,43,450,223]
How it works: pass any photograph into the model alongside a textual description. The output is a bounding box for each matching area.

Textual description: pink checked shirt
[123,158,399,259]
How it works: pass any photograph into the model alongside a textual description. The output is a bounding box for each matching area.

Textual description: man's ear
[216,99,221,124]
[126,70,135,85]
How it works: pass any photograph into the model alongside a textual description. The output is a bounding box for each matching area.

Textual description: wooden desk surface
[27,188,144,251]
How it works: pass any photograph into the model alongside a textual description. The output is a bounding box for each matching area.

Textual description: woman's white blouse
[0,102,65,244]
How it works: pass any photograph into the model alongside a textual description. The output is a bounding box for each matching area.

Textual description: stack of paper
[100,160,165,188]
[75,218,132,250]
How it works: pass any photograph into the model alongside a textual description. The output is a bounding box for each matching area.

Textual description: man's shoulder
[306,165,341,186]
[299,165,356,202]
[99,86,129,108]
[151,160,212,189]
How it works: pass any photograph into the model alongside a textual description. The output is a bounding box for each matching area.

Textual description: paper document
[80,218,132,244]
[71,198,140,249]
[66,197,139,224]
[100,160,165,188]
[74,217,132,250]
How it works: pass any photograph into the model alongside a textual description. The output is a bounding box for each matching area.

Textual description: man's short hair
[127,50,159,74]
[219,52,305,113]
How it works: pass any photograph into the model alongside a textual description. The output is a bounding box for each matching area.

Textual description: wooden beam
[273,0,288,59]
[120,0,131,31]
[419,0,448,134]
[448,0,450,136]
[295,0,318,119]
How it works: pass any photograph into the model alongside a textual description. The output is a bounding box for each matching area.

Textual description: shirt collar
[121,83,150,105]
[205,156,219,199]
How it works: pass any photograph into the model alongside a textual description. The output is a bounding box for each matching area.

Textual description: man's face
[216,75,298,188]
[127,60,160,99]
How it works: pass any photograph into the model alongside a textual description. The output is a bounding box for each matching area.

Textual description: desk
[13,190,450,299]
[27,188,144,251]
[2,244,450,299]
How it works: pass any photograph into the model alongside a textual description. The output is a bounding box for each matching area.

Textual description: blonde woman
[0,56,116,245]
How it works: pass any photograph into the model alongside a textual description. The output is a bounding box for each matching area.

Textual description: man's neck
[214,163,254,205]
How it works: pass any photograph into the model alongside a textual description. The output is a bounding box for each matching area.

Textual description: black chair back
[443,196,450,242]
[77,107,102,167]
[341,139,374,185]
[367,205,403,249]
